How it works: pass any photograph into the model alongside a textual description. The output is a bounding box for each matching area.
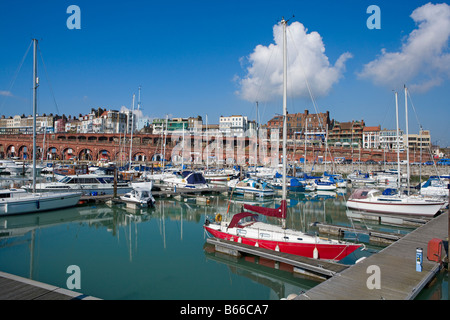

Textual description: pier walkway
[80,185,228,200]
[296,211,448,300]
[0,271,100,300]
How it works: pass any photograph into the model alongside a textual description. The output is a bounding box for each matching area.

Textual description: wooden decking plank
[0,277,51,300]
[0,271,100,300]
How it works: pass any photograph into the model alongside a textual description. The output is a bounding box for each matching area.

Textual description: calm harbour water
[0,178,447,300]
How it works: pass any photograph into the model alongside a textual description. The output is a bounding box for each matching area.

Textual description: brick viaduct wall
[0,132,433,164]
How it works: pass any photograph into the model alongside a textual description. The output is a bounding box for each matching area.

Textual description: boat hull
[26,185,132,196]
[120,198,155,208]
[315,184,337,191]
[204,174,230,182]
[231,187,275,197]
[204,226,360,261]
[346,199,444,217]
[0,192,82,216]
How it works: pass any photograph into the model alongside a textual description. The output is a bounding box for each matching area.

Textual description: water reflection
[203,243,319,300]
[0,180,442,300]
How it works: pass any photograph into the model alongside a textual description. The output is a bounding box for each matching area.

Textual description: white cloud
[120,105,145,119]
[358,2,450,91]
[0,90,13,97]
[236,21,352,102]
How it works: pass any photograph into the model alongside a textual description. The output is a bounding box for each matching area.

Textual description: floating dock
[206,237,349,280]
[152,184,228,197]
[313,222,406,245]
[295,211,448,300]
[346,210,432,228]
[79,185,228,203]
[0,271,100,300]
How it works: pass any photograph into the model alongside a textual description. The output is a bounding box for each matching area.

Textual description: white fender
[313,247,319,259]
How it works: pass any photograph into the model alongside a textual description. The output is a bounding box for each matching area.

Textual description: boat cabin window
[260,233,271,239]
[69,177,101,184]
[237,229,247,236]
[97,177,114,184]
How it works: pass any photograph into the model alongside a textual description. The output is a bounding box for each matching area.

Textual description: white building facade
[219,115,248,137]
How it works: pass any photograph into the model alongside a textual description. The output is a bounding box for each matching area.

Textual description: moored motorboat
[120,187,155,208]
[227,177,275,198]
[202,169,232,183]
[314,179,337,191]
[53,163,89,178]
[163,171,210,189]
[22,174,132,196]
[0,160,25,175]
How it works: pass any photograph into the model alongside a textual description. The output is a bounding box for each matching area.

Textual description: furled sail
[243,200,287,219]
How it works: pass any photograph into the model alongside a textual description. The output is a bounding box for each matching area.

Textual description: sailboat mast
[281,18,287,229]
[395,91,401,189]
[32,39,38,193]
[206,114,208,170]
[282,18,287,201]
[255,101,259,166]
[182,125,185,169]
[404,85,410,195]
[129,93,135,168]
[163,115,168,171]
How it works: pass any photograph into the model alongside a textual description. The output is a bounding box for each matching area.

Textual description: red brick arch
[0,132,432,163]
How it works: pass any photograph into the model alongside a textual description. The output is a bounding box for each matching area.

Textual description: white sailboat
[347,170,376,185]
[0,39,82,216]
[347,87,445,217]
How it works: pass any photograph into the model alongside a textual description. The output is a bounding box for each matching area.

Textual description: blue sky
[1,0,449,146]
